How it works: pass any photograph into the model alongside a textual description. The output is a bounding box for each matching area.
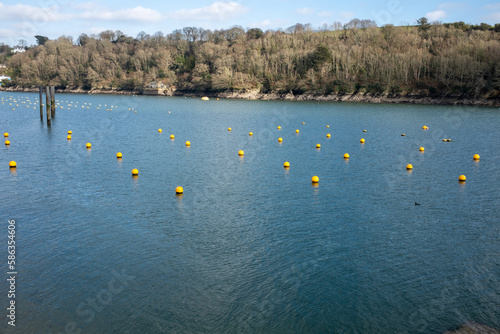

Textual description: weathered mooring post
[50,86,55,117]
[39,86,43,121]
[45,86,51,125]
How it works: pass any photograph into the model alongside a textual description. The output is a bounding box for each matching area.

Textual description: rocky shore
[444,322,500,334]
[2,86,499,107]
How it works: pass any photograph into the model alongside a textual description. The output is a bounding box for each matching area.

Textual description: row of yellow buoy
[231,123,349,184]
[1,99,478,189]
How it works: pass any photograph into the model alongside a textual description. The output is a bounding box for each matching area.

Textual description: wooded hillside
[3,21,500,98]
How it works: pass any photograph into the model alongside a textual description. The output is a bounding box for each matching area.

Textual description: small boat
[201,96,209,101]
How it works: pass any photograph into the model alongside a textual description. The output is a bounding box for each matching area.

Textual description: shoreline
[1,87,499,107]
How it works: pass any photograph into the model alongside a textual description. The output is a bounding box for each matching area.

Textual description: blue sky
[0,0,499,46]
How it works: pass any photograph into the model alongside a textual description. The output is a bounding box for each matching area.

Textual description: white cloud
[0,2,72,22]
[171,1,248,21]
[318,11,334,18]
[425,10,447,21]
[78,6,163,22]
[296,7,315,15]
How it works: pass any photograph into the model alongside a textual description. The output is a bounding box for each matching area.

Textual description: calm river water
[1,92,499,333]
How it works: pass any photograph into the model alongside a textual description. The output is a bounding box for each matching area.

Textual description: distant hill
[3,21,500,101]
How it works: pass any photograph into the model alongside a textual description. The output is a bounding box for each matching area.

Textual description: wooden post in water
[39,86,43,121]
[50,86,55,117]
[45,86,51,125]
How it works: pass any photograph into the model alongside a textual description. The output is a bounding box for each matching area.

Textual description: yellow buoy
[423,125,428,129]
[406,164,413,170]
[4,132,9,137]
[277,126,281,130]
[284,161,290,168]
[344,153,350,159]
[278,137,283,143]
[67,135,72,140]
[68,130,72,134]
[132,168,139,176]
[170,134,175,140]
[185,141,191,147]
[363,130,367,132]
[326,134,331,138]
[419,147,424,152]
[116,152,122,158]
[175,186,184,194]
[326,125,330,128]
[473,154,480,160]
[311,175,319,183]
[249,132,253,136]
[158,129,162,133]
[238,150,244,156]
[295,129,299,134]
[402,134,406,136]
[228,127,232,131]
[5,140,10,145]
[360,138,365,143]
[86,142,91,149]
[316,144,321,149]
[302,122,305,124]
[9,161,16,168]
[459,175,466,181]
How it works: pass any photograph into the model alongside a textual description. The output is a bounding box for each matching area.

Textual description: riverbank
[2,86,499,107]
[444,322,500,334]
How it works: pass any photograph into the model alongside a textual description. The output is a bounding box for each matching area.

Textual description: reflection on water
[0,92,499,333]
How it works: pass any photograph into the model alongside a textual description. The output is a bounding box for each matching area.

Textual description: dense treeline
[3,20,500,97]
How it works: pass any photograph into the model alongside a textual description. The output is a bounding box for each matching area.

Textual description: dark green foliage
[34,35,49,45]
[117,79,137,90]
[246,28,263,40]
[476,23,492,31]
[1,79,13,87]
[309,45,333,70]
[417,17,431,32]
